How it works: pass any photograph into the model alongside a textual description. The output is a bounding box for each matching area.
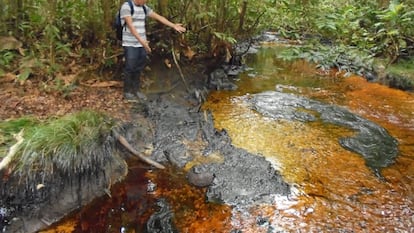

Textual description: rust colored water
[43,46,413,232]
[202,46,414,232]
[42,161,232,233]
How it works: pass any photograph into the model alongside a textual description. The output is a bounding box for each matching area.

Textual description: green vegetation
[0,0,269,84]
[384,58,414,89]
[278,44,375,76]
[387,58,414,77]
[0,117,38,156]
[0,0,412,212]
[0,110,118,185]
[275,0,414,78]
[1,0,413,87]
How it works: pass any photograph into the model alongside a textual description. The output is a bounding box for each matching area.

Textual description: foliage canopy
[0,0,413,84]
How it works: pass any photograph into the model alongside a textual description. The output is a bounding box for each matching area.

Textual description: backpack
[114,1,147,41]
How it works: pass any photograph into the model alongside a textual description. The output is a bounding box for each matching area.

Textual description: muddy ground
[2,31,411,232]
[0,55,291,232]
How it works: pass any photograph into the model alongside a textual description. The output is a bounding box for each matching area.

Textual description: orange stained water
[42,46,413,233]
[201,46,414,232]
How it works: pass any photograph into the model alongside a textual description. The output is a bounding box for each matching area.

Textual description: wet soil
[3,33,411,232]
[0,73,134,232]
[0,57,291,232]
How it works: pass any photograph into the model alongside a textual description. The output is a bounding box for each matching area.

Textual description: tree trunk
[158,0,168,17]
[238,0,248,34]
[102,0,112,33]
[47,0,56,66]
[216,0,227,32]
[0,1,6,35]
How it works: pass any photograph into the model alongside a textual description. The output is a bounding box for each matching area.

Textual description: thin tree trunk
[205,0,211,12]
[47,0,56,66]
[0,1,6,35]
[16,0,24,36]
[9,0,24,36]
[102,0,111,34]
[238,0,247,34]
[158,0,168,17]
[192,0,203,31]
[216,0,227,32]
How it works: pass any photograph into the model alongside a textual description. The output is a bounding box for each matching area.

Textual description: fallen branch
[80,80,123,88]
[113,130,165,169]
[0,129,24,172]
[171,42,190,93]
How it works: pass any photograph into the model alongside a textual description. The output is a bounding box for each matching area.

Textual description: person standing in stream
[120,0,186,101]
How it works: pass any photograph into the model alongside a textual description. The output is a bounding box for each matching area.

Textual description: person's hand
[143,41,152,53]
[173,23,186,33]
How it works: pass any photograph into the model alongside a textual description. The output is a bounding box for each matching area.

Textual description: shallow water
[42,45,413,232]
[202,45,414,232]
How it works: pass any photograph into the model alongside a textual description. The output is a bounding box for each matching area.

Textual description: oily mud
[0,120,156,232]
[1,149,129,233]
[248,90,399,177]
[146,95,290,206]
[0,58,291,232]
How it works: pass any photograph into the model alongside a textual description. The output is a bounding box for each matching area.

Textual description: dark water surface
[203,46,414,232]
[43,45,413,232]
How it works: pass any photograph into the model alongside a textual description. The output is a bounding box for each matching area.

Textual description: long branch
[171,41,190,93]
[113,130,165,169]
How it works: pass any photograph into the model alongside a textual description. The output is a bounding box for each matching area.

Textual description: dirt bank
[0,57,291,232]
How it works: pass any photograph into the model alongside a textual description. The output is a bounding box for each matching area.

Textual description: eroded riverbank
[203,45,414,232]
[2,39,413,232]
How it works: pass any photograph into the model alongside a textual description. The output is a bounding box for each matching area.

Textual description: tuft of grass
[0,117,39,158]
[5,110,117,184]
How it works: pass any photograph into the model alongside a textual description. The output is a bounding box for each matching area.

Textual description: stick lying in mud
[171,42,190,93]
[113,131,165,169]
[0,129,24,172]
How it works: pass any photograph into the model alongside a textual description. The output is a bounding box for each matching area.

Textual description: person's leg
[123,46,135,97]
[123,46,147,100]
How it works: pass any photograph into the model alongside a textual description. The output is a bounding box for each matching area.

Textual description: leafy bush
[277,43,374,76]
[372,2,414,63]
[1,0,413,84]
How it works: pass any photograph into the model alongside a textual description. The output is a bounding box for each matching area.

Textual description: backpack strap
[122,2,147,31]
[127,0,134,16]
[122,0,134,31]
[124,2,147,24]
[142,5,147,16]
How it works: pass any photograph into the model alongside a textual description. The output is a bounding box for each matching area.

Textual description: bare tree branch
[113,130,165,169]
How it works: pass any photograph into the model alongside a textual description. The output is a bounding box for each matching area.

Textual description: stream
[42,44,413,232]
[202,44,414,232]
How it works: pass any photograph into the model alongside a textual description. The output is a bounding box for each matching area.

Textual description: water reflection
[203,46,414,232]
[43,46,413,232]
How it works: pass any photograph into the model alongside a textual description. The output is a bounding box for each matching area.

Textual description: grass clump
[0,117,39,158]
[1,110,117,185]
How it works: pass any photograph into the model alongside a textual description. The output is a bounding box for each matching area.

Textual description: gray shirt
[120,3,152,47]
